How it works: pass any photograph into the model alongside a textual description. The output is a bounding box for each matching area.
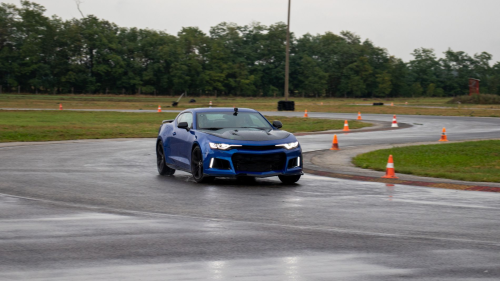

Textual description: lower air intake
[232,153,286,172]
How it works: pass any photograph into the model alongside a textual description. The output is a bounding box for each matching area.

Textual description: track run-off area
[1,110,500,280]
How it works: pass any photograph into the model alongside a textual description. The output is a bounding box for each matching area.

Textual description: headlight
[209,142,242,150]
[276,141,299,150]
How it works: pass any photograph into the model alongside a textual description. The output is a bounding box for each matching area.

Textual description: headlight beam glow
[209,142,242,150]
[276,142,299,150]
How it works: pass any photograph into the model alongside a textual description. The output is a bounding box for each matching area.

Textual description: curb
[303,144,500,193]
[303,167,500,193]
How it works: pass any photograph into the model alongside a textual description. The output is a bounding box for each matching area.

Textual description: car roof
[182,108,259,114]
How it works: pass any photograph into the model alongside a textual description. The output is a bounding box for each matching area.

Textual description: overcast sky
[5,0,500,62]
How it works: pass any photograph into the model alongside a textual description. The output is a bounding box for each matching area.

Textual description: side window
[177,114,184,125]
[184,113,193,128]
[178,113,193,128]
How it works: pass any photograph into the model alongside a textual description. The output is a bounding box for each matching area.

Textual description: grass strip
[0,110,370,142]
[352,141,500,183]
[2,94,500,117]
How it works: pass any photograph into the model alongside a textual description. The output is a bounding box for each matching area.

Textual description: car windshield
[197,112,272,130]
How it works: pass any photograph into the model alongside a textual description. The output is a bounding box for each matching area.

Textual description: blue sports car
[156,107,303,183]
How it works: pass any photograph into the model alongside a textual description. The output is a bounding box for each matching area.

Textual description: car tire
[278,175,301,184]
[191,146,215,183]
[157,141,175,176]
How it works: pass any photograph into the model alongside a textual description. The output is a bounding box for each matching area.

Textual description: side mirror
[178,122,189,130]
[272,120,283,129]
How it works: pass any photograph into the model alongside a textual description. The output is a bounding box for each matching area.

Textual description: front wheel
[157,141,175,176]
[278,175,301,184]
[191,146,215,183]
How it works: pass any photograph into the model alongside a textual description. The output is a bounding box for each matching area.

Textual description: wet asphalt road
[1,113,500,280]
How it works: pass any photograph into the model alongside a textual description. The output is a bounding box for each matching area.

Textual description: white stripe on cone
[391,116,398,128]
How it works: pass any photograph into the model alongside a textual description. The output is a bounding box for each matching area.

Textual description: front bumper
[202,145,303,178]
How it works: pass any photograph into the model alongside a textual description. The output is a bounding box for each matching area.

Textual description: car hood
[199,128,291,141]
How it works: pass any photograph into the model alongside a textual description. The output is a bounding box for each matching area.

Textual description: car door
[176,112,195,169]
[168,113,185,166]
[170,112,194,170]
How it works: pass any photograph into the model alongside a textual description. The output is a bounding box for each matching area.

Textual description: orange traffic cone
[321,102,323,105]
[391,115,398,128]
[405,102,408,105]
[330,134,340,150]
[357,112,362,120]
[391,102,394,106]
[304,110,308,117]
[59,103,63,110]
[382,155,398,179]
[439,127,449,142]
[343,120,350,132]
[209,101,213,107]
[157,105,162,113]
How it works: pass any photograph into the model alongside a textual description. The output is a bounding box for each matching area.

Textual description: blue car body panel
[157,108,303,178]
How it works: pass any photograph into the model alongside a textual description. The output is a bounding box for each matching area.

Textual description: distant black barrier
[277,101,295,111]
[373,103,384,106]
[172,102,179,107]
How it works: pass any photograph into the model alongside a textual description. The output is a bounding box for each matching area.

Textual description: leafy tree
[375,72,392,98]
[297,55,328,97]
[410,83,423,98]
[1,1,499,98]
[490,62,500,95]
[426,83,436,97]
[408,48,439,91]
[387,57,410,97]
[434,88,445,97]
[440,49,474,96]
[472,52,493,93]
[0,3,20,91]
[342,56,373,98]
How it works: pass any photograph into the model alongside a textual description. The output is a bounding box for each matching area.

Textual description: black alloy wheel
[278,175,301,184]
[157,141,175,176]
[191,146,215,183]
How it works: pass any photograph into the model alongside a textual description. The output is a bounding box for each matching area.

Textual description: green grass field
[0,110,369,142]
[353,141,500,182]
[2,94,500,117]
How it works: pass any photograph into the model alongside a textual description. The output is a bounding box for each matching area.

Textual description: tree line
[1,1,500,98]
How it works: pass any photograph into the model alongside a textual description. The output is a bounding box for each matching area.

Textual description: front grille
[232,153,286,172]
[238,145,280,151]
